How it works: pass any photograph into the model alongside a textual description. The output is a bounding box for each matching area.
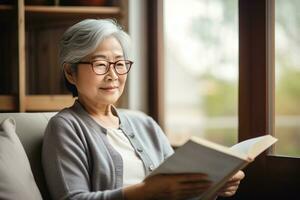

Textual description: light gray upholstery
[0,113,56,200]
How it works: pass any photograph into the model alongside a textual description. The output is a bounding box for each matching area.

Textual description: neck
[78,97,119,129]
[78,97,115,117]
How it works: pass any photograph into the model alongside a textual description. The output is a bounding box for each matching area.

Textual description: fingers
[177,174,212,199]
[219,180,240,196]
[219,182,239,195]
[144,173,213,200]
[177,185,213,200]
[219,184,239,196]
[229,170,245,182]
[223,180,240,188]
[178,189,207,199]
[177,173,212,191]
[162,173,212,191]
[219,189,237,197]
[219,170,245,197]
[168,174,213,199]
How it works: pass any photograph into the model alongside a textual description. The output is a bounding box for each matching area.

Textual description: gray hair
[59,18,131,66]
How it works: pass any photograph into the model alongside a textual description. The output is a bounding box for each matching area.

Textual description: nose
[106,63,118,80]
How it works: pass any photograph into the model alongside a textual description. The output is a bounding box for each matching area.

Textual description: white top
[106,128,146,187]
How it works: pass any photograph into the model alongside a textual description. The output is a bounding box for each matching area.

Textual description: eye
[116,61,126,67]
[96,64,106,67]
[93,61,108,68]
[116,63,125,67]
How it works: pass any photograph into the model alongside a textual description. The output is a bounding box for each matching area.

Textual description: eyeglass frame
[75,59,133,75]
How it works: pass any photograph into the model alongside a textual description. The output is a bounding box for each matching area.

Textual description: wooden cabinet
[0,0,128,112]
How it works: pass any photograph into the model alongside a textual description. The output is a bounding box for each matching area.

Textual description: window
[164,0,238,146]
[275,0,300,157]
[148,0,300,198]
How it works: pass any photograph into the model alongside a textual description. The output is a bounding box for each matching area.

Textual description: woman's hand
[218,170,245,197]
[123,173,212,200]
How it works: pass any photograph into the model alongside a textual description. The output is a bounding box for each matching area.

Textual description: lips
[99,86,119,90]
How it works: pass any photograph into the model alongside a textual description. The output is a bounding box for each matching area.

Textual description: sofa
[0,112,56,200]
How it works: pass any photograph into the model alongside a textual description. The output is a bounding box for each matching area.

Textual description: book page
[230,135,277,159]
[190,136,248,160]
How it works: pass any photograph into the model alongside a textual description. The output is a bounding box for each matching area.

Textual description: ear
[63,63,76,85]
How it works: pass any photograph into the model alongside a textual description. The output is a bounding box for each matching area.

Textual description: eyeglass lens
[92,60,131,75]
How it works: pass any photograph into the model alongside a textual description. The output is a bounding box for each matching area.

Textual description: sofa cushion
[0,118,43,200]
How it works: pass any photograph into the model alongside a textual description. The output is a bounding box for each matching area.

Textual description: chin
[101,97,120,105]
[96,91,122,104]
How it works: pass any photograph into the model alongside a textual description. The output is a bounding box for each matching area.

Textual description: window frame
[147,0,165,129]
[237,0,300,199]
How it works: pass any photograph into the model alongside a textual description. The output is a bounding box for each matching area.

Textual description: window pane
[275,0,300,156]
[164,0,238,146]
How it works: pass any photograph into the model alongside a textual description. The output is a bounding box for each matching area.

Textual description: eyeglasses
[77,59,133,75]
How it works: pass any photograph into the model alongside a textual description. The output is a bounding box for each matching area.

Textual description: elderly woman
[42,19,244,200]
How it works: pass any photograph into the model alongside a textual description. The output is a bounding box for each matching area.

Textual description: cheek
[76,71,103,91]
[119,76,127,90]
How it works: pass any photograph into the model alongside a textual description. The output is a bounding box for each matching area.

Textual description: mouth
[99,86,119,91]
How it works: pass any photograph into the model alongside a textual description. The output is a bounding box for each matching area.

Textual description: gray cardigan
[42,101,174,200]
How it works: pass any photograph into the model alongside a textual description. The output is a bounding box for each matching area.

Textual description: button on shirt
[106,128,146,187]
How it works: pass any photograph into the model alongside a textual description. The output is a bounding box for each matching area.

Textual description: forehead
[88,36,124,60]
[94,36,123,53]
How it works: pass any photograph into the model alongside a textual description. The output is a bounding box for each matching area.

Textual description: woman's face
[73,36,127,105]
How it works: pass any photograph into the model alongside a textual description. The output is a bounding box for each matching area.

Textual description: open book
[148,135,277,200]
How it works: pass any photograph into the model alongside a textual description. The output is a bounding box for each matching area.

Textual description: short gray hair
[59,18,131,66]
[60,19,131,97]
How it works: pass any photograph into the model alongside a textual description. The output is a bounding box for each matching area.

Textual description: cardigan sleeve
[149,117,174,159]
[42,116,123,200]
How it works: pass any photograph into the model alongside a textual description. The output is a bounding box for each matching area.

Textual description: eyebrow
[91,54,124,60]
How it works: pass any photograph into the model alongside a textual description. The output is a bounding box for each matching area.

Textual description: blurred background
[164,0,300,157]
[0,0,299,156]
